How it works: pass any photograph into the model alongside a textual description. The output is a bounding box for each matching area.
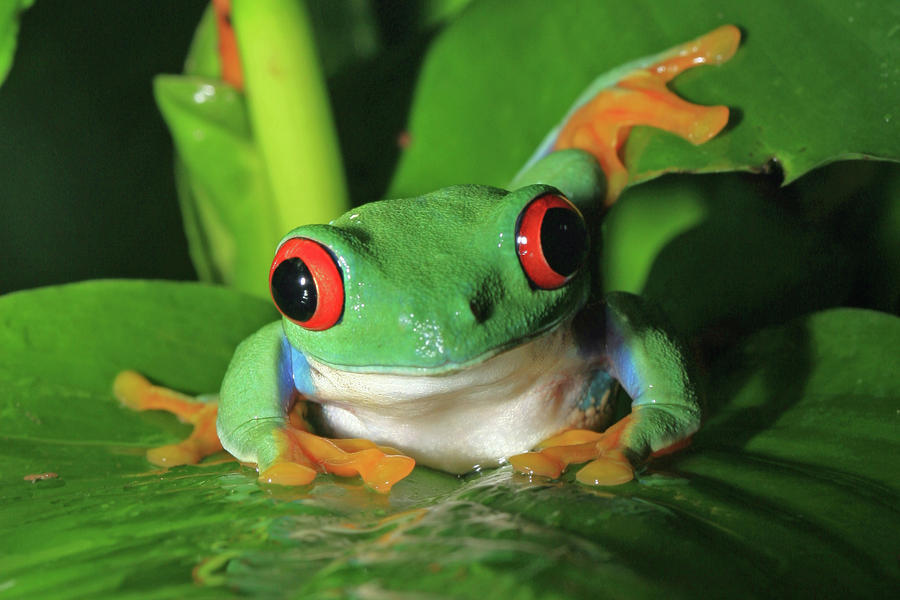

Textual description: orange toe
[364,455,416,493]
[575,451,634,486]
[536,428,604,449]
[509,451,564,479]
[147,443,201,467]
[113,370,150,410]
[259,462,318,486]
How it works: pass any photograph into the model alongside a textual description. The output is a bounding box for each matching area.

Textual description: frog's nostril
[467,275,502,325]
[468,296,492,324]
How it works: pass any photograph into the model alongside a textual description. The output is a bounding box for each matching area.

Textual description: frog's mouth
[301,320,584,411]
[302,317,577,378]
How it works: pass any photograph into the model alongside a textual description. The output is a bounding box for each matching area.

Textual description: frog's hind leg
[113,370,223,466]
[551,25,740,204]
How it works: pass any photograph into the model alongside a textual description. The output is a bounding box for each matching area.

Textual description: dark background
[0,1,438,295]
[1,1,208,293]
[2,1,896,320]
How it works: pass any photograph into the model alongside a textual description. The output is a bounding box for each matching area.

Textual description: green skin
[215,149,701,479]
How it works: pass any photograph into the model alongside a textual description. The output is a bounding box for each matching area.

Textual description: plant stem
[232,0,349,229]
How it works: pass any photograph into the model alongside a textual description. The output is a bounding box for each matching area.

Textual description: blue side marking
[277,335,315,413]
[286,337,314,397]
[604,305,642,402]
[580,370,615,411]
[276,336,295,413]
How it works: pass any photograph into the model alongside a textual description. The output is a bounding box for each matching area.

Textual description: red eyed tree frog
[115,26,740,492]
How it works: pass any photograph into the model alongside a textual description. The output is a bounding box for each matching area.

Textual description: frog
[115,25,740,492]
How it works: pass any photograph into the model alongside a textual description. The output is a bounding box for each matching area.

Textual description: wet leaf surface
[1,282,897,598]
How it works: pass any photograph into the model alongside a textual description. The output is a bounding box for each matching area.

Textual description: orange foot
[552,25,741,205]
[114,370,414,493]
[113,370,222,466]
[510,416,693,486]
[510,427,634,486]
[261,428,416,493]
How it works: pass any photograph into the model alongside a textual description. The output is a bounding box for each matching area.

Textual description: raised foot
[113,370,222,467]
[552,25,741,204]
[269,427,416,493]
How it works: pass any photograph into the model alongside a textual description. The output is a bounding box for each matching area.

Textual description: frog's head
[270,184,593,374]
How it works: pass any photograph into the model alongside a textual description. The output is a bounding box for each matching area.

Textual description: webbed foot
[509,426,632,485]
[113,370,222,466]
[261,426,415,493]
[510,415,694,486]
[552,25,741,204]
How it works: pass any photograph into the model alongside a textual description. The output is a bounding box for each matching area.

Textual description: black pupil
[271,257,317,322]
[541,207,587,276]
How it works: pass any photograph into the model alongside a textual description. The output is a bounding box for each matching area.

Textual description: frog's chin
[303,318,573,377]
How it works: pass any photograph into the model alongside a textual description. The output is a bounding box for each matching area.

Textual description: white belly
[304,324,604,474]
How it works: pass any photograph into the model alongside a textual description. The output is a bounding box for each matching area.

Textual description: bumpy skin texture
[215,149,701,486]
[601,292,701,460]
[278,183,590,372]
[217,322,295,467]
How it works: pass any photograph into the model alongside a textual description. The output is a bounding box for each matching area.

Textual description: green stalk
[232,0,349,228]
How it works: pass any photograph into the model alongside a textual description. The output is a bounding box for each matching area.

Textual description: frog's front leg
[511,292,701,485]
[218,322,415,492]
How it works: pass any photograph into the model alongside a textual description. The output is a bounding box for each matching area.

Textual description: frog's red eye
[515,193,588,290]
[269,238,344,330]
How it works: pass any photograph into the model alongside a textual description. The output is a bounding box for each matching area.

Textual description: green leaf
[0,0,33,87]
[1,282,897,597]
[602,161,900,338]
[306,0,474,79]
[155,76,280,295]
[602,170,854,338]
[182,3,220,80]
[389,0,900,197]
